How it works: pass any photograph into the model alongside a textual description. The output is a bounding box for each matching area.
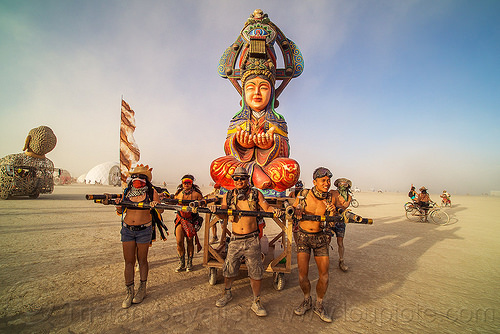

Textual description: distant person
[106,164,163,309]
[173,174,203,272]
[417,186,432,217]
[440,190,451,206]
[408,185,417,202]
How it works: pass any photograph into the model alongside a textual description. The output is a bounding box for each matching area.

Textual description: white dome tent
[84,162,121,186]
[77,174,86,184]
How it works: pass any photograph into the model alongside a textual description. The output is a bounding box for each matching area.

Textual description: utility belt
[122,222,152,231]
[231,230,259,240]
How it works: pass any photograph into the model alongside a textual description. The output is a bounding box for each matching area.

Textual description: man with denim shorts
[291,167,335,322]
[209,167,282,317]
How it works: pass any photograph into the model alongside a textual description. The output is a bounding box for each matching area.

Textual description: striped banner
[120,99,140,188]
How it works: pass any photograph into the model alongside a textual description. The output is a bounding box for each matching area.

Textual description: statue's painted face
[244,77,271,112]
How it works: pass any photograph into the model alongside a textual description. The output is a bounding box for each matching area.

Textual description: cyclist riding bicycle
[416,186,432,215]
[440,190,451,206]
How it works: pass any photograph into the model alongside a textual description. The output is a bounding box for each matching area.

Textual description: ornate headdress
[218,9,304,103]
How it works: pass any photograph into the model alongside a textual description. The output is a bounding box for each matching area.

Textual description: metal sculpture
[0,126,57,199]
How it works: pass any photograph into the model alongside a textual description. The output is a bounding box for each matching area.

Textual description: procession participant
[332,178,352,272]
[109,164,163,309]
[292,167,335,323]
[173,174,203,272]
[209,167,283,317]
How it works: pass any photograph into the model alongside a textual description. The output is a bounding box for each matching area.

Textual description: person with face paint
[113,164,163,309]
[173,174,204,272]
[331,178,353,272]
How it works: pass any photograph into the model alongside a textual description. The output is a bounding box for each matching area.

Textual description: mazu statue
[210,9,304,196]
[0,126,57,199]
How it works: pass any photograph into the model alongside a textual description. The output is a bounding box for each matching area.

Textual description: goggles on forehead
[182,178,193,184]
[313,168,333,180]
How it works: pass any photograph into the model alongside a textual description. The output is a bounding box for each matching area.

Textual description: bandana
[236,186,250,201]
[127,185,148,198]
[311,186,328,200]
[338,187,349,201]
[132,179,146,189]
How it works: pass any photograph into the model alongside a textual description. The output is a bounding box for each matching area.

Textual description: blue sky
[1,0,499,195]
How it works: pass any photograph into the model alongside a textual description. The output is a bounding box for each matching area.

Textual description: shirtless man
[173,174,203,272]
[210,167,282,317]
[332,178,352,272]
[292,167,335,323]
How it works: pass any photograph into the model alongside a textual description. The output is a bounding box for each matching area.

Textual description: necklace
[311,186,328,200]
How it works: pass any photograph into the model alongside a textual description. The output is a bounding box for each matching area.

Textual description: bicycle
[404,201,449,225]
[440,196,452,207]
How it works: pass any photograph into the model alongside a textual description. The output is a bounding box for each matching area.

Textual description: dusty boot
[122,283,134,309]
[216,288,233,307]
[132,280,147,304]
[339,259,348,272]
[294,296,312,316]
[186,256,193,272]
[251,296,268,317]
[175,254,185,272]
[313,300,332,323]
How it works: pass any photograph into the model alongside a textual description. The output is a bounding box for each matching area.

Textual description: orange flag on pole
[120,99,140,188]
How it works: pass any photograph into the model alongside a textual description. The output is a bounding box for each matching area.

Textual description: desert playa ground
[0,184,499,333]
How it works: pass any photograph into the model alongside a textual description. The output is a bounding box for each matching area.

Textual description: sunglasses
[131,174,147,180]
[232,176,248,182]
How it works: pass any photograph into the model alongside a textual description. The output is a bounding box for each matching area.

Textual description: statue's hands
[255,127,275,149]
[235,126,255,148]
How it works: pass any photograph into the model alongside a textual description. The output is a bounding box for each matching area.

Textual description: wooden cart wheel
[273,272,285,291]
[209,267,217,285]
